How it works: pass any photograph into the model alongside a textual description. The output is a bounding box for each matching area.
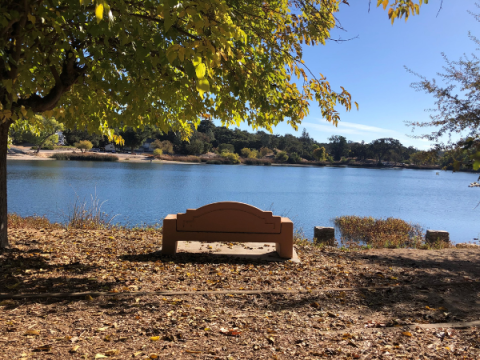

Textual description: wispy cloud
[303,121,396,136]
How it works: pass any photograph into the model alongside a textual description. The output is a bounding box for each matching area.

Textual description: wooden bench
[162,202,294,259]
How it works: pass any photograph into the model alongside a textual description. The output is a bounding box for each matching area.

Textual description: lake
[6,160,480,244]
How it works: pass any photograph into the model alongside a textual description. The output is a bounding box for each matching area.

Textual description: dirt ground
[1,227,479,359]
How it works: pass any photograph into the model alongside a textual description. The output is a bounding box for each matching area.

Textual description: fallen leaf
[24,330,40,336]
[149,354,159,359]
[95,354,107,359]
[105,349,119,356]
[70,345,80,353]
[33,344,52,352]
[402,331,412,337]
[185,350,201,354]
[150,336,160,341]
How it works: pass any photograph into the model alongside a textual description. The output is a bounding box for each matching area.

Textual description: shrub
[275,151,289,162]
[334,215,425,249]
[74,140,93,153]
[151,140,174,154]
[51,153,118,161]
[218,143,235,153]
[313,147,327,161]
[221,151,240,164]
[287,152,301,164]
[259,147,271,157]
[153,148,163,157]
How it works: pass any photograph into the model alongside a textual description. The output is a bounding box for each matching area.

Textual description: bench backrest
[176,202,282,234]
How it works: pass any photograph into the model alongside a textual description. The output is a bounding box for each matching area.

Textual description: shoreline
[7,146,479,172]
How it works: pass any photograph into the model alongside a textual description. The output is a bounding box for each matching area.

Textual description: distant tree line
[9,119,470,169]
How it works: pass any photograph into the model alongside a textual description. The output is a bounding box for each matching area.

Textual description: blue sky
[217,1,479,149]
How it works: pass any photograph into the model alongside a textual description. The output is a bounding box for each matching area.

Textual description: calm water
[6,160,480,243]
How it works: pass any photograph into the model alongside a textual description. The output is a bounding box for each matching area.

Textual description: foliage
[221,151,240,164]
[218,144,235,154]
[287,152,302,164]
[151,140,174,154]
[259,147,271,157]
[153,148,163,157]
[335,215,425,249]
[313,146,327,161]
[62,128,105,147]
[51,153,118,161]
[370,138,402,162]
[407,15,480,171]
[186,139,205,155]
[119,127,151,151]
[5,0,431,137]
[74,140,93,153]
[10,116,63,153]
[275,151,289,163]
[328,135,348,161]
[240,147,258,159]
[409,150,438,165]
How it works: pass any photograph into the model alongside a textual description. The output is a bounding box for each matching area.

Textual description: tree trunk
[0,121,10,249]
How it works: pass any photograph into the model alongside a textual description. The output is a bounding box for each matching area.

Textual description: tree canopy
[0,0,427,136]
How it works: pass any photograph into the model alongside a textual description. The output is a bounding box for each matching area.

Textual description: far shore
[7,145,479,172]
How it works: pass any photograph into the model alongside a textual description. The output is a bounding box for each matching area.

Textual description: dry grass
[156,154,201,163]
[51,153,119,161]
[335,215,428,249]
[7,213,62,230]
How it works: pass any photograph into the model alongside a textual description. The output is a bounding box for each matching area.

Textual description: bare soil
[1,227,479,359]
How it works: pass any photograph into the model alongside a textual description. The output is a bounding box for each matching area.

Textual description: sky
[216,1,480,150]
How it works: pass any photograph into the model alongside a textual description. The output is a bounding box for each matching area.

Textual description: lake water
[6,160,480,244]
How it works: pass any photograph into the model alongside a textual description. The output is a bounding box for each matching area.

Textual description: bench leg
[276,242,293,259]
[162,239,178,255]
[162,216,178,255]
[276,220,294,259]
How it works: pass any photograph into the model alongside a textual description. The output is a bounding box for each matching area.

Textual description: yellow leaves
[150,336,160,341]
[382,0,389,10]
[70,345,80,353]
[104,349,119,356]
[402,331,413,337]
[196,78,210,98]
[95,3,104,24]
[24,330,41,336]
[195,63,206,79]
[95,354,107,359]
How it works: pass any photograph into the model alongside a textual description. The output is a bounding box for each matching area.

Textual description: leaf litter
[0,225,479,358]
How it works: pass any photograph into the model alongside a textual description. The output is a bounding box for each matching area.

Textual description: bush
[259,147,271,157]
[153,148,163,157]
[218,143,235,154]
[287,152,301,164]
[74,140,93,153]
[312,147,327,161]
[275,151,289,163]
[151,140,174,154]
[51,153,118,161]
[221,151,240,164]
[334,215,425,249]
